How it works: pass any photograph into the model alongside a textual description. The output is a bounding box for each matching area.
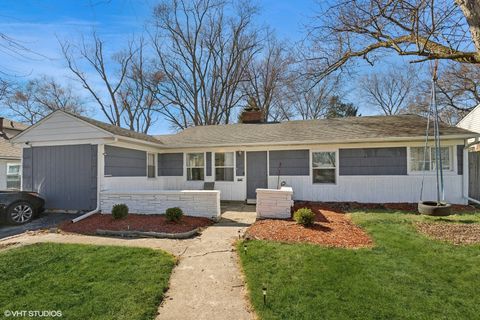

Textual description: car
[0,191,45,225]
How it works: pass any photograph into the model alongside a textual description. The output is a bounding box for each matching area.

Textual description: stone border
[96,228,199,239]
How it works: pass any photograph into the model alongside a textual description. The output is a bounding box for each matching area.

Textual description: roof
[2,118,28,131]
[155,114,477,148]
[23,111,476,148]
[68,112,162,144]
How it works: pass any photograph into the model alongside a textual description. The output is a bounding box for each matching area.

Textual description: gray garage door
[23,144,97,211]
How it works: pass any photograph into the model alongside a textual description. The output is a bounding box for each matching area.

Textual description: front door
[246,151,268,203]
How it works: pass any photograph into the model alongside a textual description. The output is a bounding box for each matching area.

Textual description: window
[312,152,336,184]
[215,152,234,181]
[186,153,204,181]
[6,163,21,189]
[147,153,155,178]
[410,146,451,172]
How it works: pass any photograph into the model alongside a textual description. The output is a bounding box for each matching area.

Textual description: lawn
[0,243,175,320]
[239,211,480,320]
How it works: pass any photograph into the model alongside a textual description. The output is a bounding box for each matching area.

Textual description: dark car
[0,191,45,225]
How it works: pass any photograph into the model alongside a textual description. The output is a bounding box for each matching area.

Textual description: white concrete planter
[100,190,221,220]
[256,187,294,219]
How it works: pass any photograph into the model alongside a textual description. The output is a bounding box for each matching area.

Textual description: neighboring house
[0,118,27,190]
[11,109,478,212]
[457,104,480,151]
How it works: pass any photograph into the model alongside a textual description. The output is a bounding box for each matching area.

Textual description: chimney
[239,97,264,124]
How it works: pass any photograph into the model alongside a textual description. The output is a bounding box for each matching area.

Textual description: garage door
[22,144,97,211]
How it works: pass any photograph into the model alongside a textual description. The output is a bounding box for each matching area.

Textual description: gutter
[72,143,105,223]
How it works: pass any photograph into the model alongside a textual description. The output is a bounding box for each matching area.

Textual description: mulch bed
[303,201,477,213]
[246,203,373,248]
[59,213,213,235]
[416,222,480,245]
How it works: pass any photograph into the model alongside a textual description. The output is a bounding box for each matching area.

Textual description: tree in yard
[151,0,261,130]
[4,76,86,124]
[325,95,360,118]
[309,0,480,80]
[361,66,418,115]
[435,62,480,111]
[61,34,159,133]
[280,70,341,120]
[241,34,293,122]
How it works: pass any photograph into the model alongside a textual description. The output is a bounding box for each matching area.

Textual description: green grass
[239,211,480,320]
[0,243,175,320]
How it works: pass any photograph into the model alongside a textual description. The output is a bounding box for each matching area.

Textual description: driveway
[0,212,79,239]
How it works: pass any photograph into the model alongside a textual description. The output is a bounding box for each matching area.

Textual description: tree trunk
[456,0,480,56]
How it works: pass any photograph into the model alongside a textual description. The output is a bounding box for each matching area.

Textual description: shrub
[165,207,183,222]
[293,208,315,227]
[112,204,129,220]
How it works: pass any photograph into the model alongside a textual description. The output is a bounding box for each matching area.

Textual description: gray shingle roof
[155,114,477,148]
[62,112,477,148]
[3,119,28,131]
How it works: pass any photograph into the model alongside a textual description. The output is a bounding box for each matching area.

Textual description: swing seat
[418,201,451,216]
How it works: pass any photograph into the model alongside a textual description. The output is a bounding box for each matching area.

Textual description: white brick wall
[100,190,221,220]
[256,187,294,219]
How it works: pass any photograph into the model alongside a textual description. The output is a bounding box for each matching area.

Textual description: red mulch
[59,213,213,235]
[294,201,477,213]
[246,203,373,248]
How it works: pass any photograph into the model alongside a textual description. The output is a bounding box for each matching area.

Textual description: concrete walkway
[0,209,257,320]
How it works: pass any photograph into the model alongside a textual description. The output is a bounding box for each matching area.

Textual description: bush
[293,208,315,227]
[112,204,129,220]
[165,207,183,222]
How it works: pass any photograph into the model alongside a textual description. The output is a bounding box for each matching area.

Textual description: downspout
[72,143,105,223]
[464,137,480,204]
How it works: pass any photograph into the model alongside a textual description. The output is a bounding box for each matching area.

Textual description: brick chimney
[239,97,264,124]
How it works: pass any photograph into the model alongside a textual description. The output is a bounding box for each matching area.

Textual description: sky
[0,0,407,134]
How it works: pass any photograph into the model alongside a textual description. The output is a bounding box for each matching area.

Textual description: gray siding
[206,152,212,176]
[339,147,407,175]
[158,153,183,176]
[22,144,97,211]
[22,148,33,191]
[457,145,463,175]
[236,151,245,176]
[269,150,309,176]
[104,145,146,177]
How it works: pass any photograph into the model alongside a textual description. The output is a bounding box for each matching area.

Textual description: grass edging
[96,228,199,239]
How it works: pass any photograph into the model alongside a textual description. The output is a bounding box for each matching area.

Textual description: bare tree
[309,0,480,80]
[61,34,158,133]
[151,0,261,129]
[242,35,292,121]
[361,66,417,115]
[0,78,10,102]
[281,73,340,120]
[435,62,480,111]
[4,76,86,124]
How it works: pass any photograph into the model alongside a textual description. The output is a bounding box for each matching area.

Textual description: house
[457,104,480,151]
[11,110,478,216]
[0,117,27,190]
